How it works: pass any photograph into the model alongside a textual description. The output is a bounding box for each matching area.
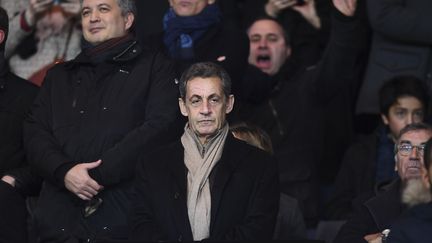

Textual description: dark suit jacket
[130,134,280,241]
[334,179,404,243]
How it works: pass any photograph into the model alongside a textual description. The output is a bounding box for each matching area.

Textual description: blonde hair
[230,122,273,154]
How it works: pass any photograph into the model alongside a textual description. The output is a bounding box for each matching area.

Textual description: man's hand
[64,160,104,200]
[265,0,297,17]
[60,0,81,16]
[333,0,357,17]
[364,233,382,243]
[292,0,321,29]
[1,175,16,187]
[265,0,321,29]
[25,0,54,26]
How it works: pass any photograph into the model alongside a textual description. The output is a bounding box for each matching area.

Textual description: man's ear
[178,98,188,117]
[0,30,5,45]
[285,46,292,58]
[394,155,398,171]
[225,95,235,114]
[124,13,135,31]
[381,113,389,125]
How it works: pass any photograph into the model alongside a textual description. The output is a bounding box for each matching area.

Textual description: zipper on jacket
[268,100,285,136]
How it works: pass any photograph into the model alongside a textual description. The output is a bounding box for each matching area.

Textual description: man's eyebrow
[399,140,412,144]
[188,95,202,100]
[208,94,221,99]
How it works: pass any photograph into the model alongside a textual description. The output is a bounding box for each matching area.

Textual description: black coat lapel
[210,134,246,230]
[168,142,193,240]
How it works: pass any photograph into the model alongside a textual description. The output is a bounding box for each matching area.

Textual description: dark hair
[395,123,432,154]
[179,62,231,100]
[79,0,137,17]
[379,75,429,116]
[247,17,290,45]
[424,138,432,170]
[230,122,273,154]
[0,7,8,51]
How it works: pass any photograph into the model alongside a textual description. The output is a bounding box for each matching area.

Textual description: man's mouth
[198,120,214,125]
[89,27,104,34]
[256,54,271,69]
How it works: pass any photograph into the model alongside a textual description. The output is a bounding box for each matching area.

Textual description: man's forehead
[83,0,115,7]
[399,130,432,143]
[186,77,223,96]
[249,20,284,36]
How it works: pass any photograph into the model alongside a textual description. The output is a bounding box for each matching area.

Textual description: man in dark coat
[242,0,367,226]
[130,62,279,241]
[0,6,39,243]
[327,76,429,220]
[142,0,249,100]
[334,123,432,243]
[23,0,180,242]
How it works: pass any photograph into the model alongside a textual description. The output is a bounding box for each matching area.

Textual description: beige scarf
[181,123,229,240]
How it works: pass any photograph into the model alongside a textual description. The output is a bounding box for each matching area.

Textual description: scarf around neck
[181,123,229,240]
[83,33,135,64]
[163,4,221,59]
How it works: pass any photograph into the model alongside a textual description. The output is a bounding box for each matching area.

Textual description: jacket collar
[365,178,405,229]
[65,37,142,68]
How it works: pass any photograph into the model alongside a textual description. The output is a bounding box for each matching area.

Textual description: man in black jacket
[334,123,432,243]
[0,6,39,243]
[242,0,366,226]
[24,0,180,242]
[130,62,279,241]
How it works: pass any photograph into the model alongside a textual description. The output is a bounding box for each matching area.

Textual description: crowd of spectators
[1,0,432,242]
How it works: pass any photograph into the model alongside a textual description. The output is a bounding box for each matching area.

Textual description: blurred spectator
[386,138,432,243]
[356,0,432,120]
[264,0,332,66]
[0,6,39,243]
[1,0,82,86]
[334,123,432,243]
[327,76,430,220]
[241,0,367,226]
[230,122,307,240]
[141,0,249,98]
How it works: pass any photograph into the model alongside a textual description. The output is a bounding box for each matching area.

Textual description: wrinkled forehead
[248,19,285,37]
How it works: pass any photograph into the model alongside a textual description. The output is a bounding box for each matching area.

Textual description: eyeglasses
[397,144,426,156]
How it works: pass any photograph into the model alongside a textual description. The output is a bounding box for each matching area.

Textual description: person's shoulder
[138,140,182,168]
[227,135,276,168]
[5,72,38,92]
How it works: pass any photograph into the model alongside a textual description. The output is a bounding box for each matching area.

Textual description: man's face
[81,0,134,45]
[382,96,424,140]
[396,129,432,181]
[179,77,234,144]
[169,0,214,17]
[248,19,291,76]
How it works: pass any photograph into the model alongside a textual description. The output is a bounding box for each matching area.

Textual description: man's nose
[406,115,413,125]
[258,39,268,48]
[409,146,421,158]
[90,11,100,22]
[199,101,211,114]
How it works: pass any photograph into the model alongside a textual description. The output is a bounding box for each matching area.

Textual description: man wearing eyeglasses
[335,123,432,243]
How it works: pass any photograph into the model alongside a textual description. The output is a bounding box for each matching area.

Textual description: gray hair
[79,0,137,17]
[179,62,232,100]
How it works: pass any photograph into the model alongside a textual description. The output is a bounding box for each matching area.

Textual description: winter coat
[24,39,180,242]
